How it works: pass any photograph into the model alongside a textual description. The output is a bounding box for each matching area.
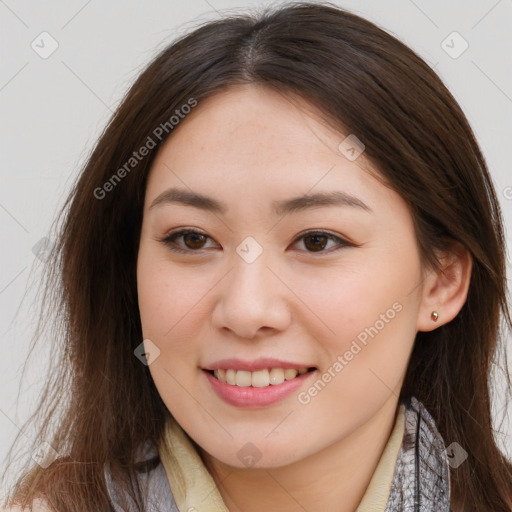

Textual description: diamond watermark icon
[237,442,263,468]
[32,441,59,469]
[441,31,469,59]
[32,237,52,262]
[134,338,161,366]
[236,236,263,264]
[338,134,365,161]
[444,441,468,468]
[31,31,59,59]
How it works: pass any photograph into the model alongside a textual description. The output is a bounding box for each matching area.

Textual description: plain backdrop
[1,0,511,492]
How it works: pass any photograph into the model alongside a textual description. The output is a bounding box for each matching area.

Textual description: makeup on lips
[202,358,317,408]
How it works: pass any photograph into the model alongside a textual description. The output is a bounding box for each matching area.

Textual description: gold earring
[431,311,439,322]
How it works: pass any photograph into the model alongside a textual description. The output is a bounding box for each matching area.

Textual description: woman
[2,2,512,511]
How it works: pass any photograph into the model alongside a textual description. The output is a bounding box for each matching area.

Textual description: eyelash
[159,228,353,256]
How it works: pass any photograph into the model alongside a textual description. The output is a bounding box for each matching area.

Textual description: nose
[211,250,292,340]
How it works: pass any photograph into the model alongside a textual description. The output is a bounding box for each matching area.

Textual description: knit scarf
[384,396,451,511]
[105,396,452,511]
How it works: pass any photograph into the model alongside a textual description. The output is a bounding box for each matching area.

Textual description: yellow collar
[158,405,405,512]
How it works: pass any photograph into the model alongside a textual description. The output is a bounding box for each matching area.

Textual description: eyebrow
[149,187,372,215]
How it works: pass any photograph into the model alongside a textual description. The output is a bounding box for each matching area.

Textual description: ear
[416,242,472,332]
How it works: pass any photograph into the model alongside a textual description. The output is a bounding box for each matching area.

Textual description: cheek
[289,248,418,343]
[137,246,210,340]
[296,264,420,427]
[136,251,208,416]
[136,251,206,389]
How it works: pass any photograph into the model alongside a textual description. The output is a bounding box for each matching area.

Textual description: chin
[203,439,307,470]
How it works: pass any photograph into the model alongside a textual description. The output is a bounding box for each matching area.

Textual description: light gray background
[1,0,511,490]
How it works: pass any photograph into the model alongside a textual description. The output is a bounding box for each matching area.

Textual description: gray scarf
[105,396,452,511]
[385,396,452,511]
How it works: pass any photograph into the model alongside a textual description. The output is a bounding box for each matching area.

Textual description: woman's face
[137,84,428,468]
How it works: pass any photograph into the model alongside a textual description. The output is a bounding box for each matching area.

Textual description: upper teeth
[213,368,309,387]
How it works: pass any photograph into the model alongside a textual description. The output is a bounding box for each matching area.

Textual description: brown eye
[182,232,207,249]
[292,230,351,254]
[303,234,329,252]
[160,229,217,254]
[161,229,351,256]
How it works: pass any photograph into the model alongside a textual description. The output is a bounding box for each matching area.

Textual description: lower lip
[203,369,316,408]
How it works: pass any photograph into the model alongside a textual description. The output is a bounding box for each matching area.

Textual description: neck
[198,395,400,512]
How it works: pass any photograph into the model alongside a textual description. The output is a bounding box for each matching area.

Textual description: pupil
[184,233,206,249]
[305,235,327,251]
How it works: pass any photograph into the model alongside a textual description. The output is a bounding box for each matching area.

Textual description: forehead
[153,84,349,169]
[144,84,398,217]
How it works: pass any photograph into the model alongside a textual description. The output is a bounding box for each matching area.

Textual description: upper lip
[202,358,315,372]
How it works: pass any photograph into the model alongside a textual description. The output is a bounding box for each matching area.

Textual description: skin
[136,84,472,512]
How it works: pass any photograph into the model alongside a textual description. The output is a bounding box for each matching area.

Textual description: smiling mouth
[205,367,316,387]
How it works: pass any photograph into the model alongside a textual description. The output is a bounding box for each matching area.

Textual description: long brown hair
[2,2,511,510]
